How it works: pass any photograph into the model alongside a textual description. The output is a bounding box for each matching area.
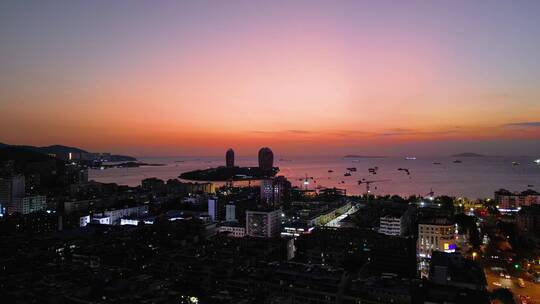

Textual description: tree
[491,288,516,304]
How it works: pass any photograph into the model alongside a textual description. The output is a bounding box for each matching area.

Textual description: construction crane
[303,173,310,190]
[425,188,435,200]
[358,179,390,204]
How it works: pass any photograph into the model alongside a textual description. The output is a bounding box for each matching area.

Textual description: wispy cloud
[250,130,274,134]
[287,129,312,134]
[327,130,375,137]
[379,128,462,137]
[249,130,314,135]
[249,128,467,138]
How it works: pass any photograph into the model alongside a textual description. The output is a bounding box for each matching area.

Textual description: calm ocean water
[89,155,540,199]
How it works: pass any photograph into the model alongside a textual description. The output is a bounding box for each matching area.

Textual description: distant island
[344,155,387,159]
[451,153,486,157]
[179,166,278,181]
[99,162,165,169]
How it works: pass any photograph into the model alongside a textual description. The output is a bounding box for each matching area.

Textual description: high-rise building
[0,160,15,177]
[64,163,89,185]
[226,148,235,168]
[0,174,26,215]
[516,205,540,237]
[225,203,236,222]
[258,147,274,172]
[246,209,281,238]
[208,197,218,222]
[260,176,291,207]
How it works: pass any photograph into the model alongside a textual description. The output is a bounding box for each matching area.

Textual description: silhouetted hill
[0,146,67,187]
[0,143,136,161]
[0,146,58,163]
[12,144,88,155]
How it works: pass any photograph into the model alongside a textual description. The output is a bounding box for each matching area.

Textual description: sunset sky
[1,1,540,156]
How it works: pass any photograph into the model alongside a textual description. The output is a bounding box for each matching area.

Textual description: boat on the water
[453,160,462,163]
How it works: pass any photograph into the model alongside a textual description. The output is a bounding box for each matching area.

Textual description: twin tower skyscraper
[225,147,274,171]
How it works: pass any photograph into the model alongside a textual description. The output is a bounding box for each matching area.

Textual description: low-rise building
[495,188,540,209]
[91,205,149,225]
[218,222,246,237]
[430,251,487,290]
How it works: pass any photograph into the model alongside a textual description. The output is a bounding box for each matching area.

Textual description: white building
[246,209,281,238]
[21,195,47,215]
[80,215,91,227]
[92,205,149,225]
[418,221,456,258]
[379,215,402,236]
[219,222,246,237]
[417,219,456,275]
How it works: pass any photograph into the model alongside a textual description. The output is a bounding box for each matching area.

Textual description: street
[485,268,540,303]
[325,204,357,227]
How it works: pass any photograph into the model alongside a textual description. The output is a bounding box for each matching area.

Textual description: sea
[89,155,540,200]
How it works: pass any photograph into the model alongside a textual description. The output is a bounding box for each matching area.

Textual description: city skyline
[1,1,540,156]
